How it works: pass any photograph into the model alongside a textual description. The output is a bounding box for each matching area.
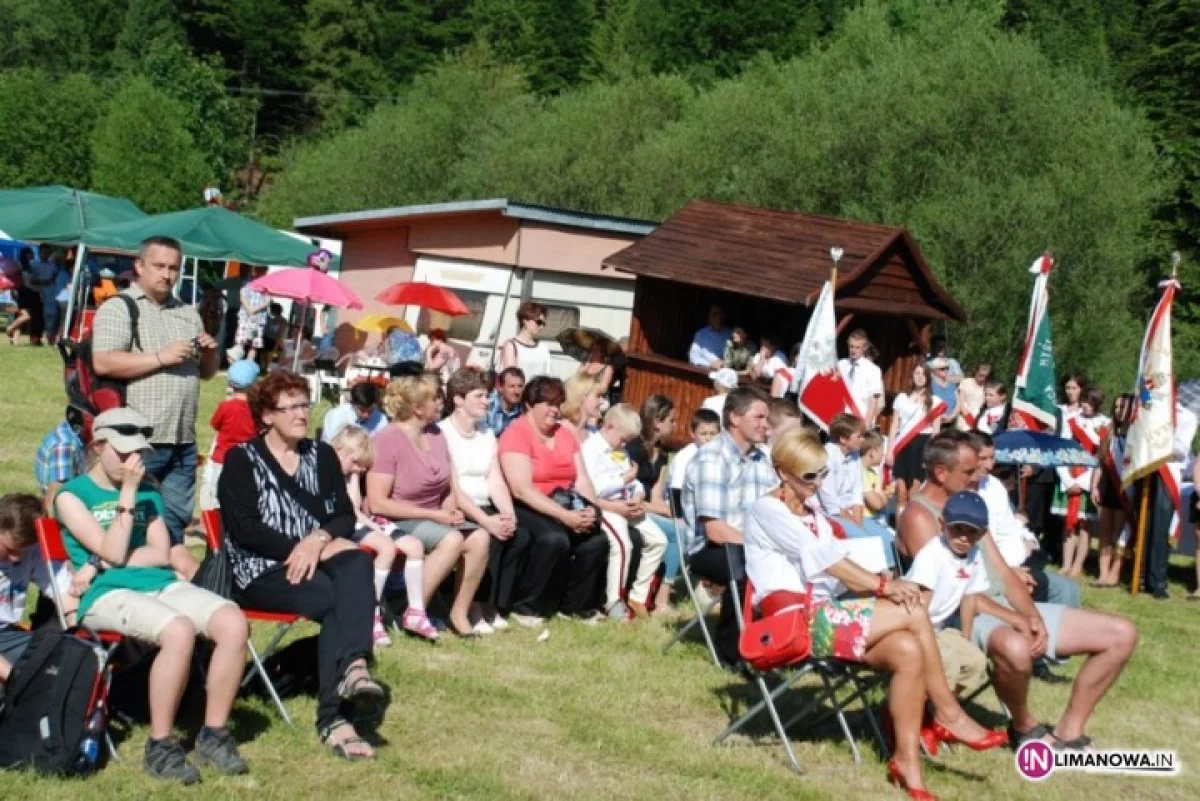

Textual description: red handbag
[738,580,814,672]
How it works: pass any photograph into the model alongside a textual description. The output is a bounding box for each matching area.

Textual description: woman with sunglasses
[497,301,551,379]
[56,408,251,783]
[744,429,1006,801]
[218,370,384,761]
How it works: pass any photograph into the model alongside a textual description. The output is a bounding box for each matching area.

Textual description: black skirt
[1097,468,1124,511]
[893,434,930,483]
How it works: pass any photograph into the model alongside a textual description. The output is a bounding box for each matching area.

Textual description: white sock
[404,560,425,611]
[373,568,388,604]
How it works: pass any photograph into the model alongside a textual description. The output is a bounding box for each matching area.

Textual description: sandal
[337,661,386,723]
[1007,722,1052,747]
[320,719,374,761]
[402,608,440,642]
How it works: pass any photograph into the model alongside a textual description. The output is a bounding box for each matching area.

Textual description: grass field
[1,344,1198,801]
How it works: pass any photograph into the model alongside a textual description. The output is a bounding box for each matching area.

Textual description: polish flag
[791,281,861,432]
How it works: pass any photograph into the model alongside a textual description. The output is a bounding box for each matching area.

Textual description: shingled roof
[604,199,966,321]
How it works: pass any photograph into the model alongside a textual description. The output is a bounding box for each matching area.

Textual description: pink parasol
[375,281,468,316]
[249,267,363,309]
[0,274,17,291]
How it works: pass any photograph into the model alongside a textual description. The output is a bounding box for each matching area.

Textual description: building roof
[604,198,966,321]
[293,198,658,239]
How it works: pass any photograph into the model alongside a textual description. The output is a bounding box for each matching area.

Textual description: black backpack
[59,294,141,435]
[0,628,112,776]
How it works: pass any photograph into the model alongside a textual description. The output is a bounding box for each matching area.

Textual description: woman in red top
[498,376,609,627]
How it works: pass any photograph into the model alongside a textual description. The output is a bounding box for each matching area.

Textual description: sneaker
[144,737,201,785]
[560,610,605,626]
[471,618,495,636]
[194,727,249,776]
[489,614,509,631]
[606,601,630,622]
[372,613,392,648]
[510,613,545,628]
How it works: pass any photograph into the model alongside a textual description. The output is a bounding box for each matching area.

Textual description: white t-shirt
[978,404,1006,434]
[892,392,937,437]
[499,337,551,379]
[838,358,883,418]
[701,394,727,424]
[905,536,990,628]
[581,432,640,500]
[745,496,850,604]
[669,443,699,491]
[976,477,1037,568]
[816,442,863,516]
[753,351,793,398]
[438,418,497,507]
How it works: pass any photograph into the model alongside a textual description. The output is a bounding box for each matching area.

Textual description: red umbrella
[375,281,468,316]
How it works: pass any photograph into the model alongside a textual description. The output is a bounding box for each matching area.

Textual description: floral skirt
[810,597,875,662]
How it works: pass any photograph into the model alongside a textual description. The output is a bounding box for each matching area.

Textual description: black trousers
[478,505,532,614]
[238,549,375,732]
[1143,473,1174,594]
[687,543,744,667]
[512,502,609,618]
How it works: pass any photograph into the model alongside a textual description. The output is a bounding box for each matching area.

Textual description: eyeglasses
[534,318,547,327]
[274,401,312,415]
[100,424,153,438]
[797,468,830,483]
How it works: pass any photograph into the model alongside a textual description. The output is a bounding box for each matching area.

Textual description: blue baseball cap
[227,360,261,390]
[944,491,988,530]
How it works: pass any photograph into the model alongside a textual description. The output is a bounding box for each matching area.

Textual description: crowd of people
[0,237,1179,798]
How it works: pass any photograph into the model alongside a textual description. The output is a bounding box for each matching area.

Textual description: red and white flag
[791,281,860,432]
[1121,278,1178,488]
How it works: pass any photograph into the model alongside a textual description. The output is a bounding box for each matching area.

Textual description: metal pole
[1130,476,1151,597]
[292,301,306,372]
[62,244,87,339]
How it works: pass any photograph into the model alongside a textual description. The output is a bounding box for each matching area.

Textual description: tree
[0,70,105,189]
[0,0,89,72]
[91,77,210,213]
[469,0,598,93]
[116,0,186,66]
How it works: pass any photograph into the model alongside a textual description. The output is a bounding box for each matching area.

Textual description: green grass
[2,345,1198,800]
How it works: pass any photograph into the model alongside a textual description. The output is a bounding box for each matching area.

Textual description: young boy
[201,360,260,510]
[860,430,892,524]
[767,399,805,447]
[904,491,990,701]
[34,406,86,514]
[978,381,1008,433]
[701,368,739,425]
[818,413,897,567]
[0,493,70,684]
[670,408,721,494]
[582,404,667,619]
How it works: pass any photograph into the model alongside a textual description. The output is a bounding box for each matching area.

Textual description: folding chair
[661,488,721,667]
[200,509,298,726]
[35,517,124,761]
[713,545,887,771]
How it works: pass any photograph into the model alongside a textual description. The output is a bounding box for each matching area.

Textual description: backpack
[0,628,111,776]
[59,294,141,435]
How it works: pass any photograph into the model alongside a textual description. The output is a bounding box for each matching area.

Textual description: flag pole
[829,246,844,291]
[1130,476,1151,596]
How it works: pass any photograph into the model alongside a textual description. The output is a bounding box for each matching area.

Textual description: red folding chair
[34,517,124,761]
[201,509,299,726]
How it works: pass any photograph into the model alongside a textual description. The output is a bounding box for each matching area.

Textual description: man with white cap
[54,408,250,783]
[701,367,739,425]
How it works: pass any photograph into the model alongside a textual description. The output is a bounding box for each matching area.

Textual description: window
[535,303,580,343]
[417,289,489,343]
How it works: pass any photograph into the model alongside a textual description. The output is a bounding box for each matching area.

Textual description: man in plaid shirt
[92,236,219,579]
[483,367,525,436]
[33,410,84,512]
[682,385,777,666]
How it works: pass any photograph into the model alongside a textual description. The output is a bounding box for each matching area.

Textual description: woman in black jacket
[218,370,383,761]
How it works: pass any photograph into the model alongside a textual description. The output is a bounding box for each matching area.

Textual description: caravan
[403,256,634,379]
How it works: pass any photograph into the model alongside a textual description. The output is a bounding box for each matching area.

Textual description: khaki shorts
[83,582,236,642]
[936,627,988,695]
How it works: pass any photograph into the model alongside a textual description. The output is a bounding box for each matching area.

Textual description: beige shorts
[936,627,988,695]
[83,582,237,642]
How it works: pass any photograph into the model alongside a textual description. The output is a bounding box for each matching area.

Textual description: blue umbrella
[993,430,1097,468]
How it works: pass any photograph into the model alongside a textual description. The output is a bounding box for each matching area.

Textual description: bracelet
[875,575,889,598]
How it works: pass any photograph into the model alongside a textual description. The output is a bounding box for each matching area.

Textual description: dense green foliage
[1,0,1199,388]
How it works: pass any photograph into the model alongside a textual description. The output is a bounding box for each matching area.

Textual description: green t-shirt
[56,474,177,620]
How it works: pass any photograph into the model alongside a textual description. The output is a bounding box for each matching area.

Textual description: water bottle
[73,706,105,773]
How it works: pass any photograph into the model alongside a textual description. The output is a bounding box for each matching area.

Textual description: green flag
[1013,255,1059,430]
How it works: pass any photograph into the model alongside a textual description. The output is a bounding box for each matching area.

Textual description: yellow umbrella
[353,314,412,334]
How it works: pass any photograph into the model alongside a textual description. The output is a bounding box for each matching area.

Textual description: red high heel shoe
[888,759,938,801]
[930,719,1009,751]
[881,707,941,757]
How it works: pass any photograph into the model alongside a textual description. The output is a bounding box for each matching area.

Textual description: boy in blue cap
[201,360,260,509]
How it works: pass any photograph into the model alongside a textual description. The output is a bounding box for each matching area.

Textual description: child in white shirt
[581,404,666,619]
[668,409,721,551]
[905,491,991,695]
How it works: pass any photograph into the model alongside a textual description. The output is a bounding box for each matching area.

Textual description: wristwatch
[87,555,106,574]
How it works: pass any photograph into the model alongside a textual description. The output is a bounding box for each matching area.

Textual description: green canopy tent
[0,185,146,242]
[63,205,339,339]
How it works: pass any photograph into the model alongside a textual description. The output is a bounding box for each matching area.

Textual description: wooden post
[1130,475,1151,597]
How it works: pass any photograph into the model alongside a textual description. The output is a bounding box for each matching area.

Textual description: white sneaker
[510,613,545,629]
[489,614,509,631]
[472,618,495,636]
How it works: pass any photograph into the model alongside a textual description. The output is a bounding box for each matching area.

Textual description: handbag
[737,580,814,672]
[192,541,233,600]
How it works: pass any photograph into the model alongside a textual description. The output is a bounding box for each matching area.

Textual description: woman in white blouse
[439,368,530,633]
[745,429,1006,800]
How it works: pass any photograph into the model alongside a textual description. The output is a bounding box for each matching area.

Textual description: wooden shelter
[604,199,967,443]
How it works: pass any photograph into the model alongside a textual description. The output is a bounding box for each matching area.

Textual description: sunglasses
[100,424,153,438]
[796,467,830,483]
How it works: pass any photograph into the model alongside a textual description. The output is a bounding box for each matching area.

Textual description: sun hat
[92,408,153,454]
[928,357,950,370]
[943,491,988,530]
[709,368,739,390]
[227,359,261,390]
